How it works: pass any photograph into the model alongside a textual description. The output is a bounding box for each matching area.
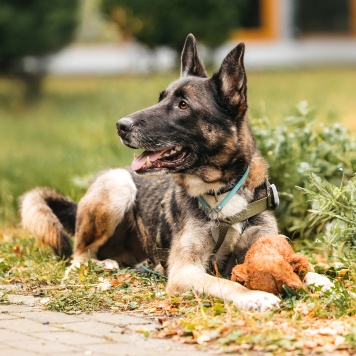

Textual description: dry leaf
[12,245,22,255]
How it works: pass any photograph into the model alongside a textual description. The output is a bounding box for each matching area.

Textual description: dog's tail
[19,187,77,259]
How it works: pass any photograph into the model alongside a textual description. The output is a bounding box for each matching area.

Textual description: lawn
[1,67,355,224]
[1,67,356,354]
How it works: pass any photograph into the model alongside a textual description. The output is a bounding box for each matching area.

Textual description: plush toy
[231,235,309,295]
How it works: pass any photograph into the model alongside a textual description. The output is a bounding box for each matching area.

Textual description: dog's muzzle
[116,117,135,138]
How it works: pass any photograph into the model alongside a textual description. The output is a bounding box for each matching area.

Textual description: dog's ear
[213,43,247,111]
[181,34,208,78]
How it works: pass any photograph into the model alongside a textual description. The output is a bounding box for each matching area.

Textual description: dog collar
[197,165,250,214]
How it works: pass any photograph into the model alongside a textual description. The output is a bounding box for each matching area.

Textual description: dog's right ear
[181,34,208,78]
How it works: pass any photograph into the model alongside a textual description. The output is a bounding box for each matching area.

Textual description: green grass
[1,67,356,224]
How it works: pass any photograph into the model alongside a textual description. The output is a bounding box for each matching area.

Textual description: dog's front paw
[234,290,281,312]
[304,272,334,292]
[96,259,119,270]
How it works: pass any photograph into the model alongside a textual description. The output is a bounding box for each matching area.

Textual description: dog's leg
[167,263,280,311]
[166,221,280,312]
[73,168,137,268]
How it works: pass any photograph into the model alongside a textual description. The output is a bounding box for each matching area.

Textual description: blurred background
[0,0,355,238]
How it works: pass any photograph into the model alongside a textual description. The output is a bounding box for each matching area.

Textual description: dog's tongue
[131,149,168,171]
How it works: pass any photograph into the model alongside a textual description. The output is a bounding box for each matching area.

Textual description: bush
[252,101,356,238]
[297,173,356,254]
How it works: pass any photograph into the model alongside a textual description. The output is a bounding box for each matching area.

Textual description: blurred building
[217,0,356,68]
[48,0,356,74]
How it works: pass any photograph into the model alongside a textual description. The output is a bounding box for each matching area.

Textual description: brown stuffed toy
[231,235,309,295]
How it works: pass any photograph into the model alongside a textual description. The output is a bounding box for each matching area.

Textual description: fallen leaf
[156,300,171,310]
[12,245,22,255]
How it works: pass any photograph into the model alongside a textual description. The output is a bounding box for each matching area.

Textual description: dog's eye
[178,100,188,110]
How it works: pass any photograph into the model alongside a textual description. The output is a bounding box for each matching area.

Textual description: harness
[198,166,279,256]
[156,166,279,272]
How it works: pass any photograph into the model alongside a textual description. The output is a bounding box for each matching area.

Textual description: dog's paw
[96,259,119,270]
[154,263,165,276]
[304,272,334,292]
[234,290,281,312]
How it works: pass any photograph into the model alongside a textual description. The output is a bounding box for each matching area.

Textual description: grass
[1,67,356,224]
[1,67,356,353]
[0,230,355,354]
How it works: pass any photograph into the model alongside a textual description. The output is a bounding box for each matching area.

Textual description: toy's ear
[231,265,248,283]
[181,34,208,78]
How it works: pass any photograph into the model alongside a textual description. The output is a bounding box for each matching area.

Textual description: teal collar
[197,165,250,214]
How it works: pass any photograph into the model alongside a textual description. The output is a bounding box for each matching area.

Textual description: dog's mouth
[131,146,190,173]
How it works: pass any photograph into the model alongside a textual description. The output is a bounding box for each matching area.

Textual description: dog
[20,34,331,311]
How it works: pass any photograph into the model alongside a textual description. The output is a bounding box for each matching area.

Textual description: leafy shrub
[297,173,355,254]
[252,101,356,237]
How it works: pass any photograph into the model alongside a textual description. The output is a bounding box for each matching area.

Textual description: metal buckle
[269,184,280,207]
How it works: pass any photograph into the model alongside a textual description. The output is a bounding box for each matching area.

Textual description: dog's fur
[20,34,329,311]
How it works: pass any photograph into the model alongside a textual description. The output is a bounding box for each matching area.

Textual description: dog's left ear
[181,34,208,78]
[213,43,247,110]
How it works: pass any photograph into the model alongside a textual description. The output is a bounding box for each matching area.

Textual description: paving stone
[11,310,87,324]
[0,304,206,355]
[0,328,34,341]
[7,294,40,306]
[33,330,107,345]
[0,347,39,356]
[84,312,154,326]
[0,284,24,291]
[55,321,124,338]
[4,338,84,354]
[0,304,41,313]
[0,312,20,320]
[3,318,59,333]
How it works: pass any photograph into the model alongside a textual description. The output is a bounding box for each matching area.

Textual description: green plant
[297,173,355,255]
[252,101,356,237]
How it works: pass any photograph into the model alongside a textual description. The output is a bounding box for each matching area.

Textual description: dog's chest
[201,192,248,258]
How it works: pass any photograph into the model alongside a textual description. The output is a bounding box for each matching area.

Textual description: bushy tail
[19,187,77,259]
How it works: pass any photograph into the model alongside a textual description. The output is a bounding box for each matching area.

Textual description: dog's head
[117,34,255,183]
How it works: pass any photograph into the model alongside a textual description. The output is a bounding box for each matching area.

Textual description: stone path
[0,291,205,356]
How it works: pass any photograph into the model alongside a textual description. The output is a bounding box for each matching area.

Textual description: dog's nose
[116,117,134,137]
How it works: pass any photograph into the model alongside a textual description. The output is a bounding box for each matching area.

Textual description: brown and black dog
[20,34,331,311]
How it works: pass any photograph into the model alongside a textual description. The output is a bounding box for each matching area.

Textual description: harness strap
[212,221,231,254]
[211,183,279,255]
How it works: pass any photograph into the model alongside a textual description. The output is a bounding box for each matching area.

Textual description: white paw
[234,290,281,312]
[96,259,119,270]
[62,260,82,281]
[154,263,165,276]
[304,272,334,292]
